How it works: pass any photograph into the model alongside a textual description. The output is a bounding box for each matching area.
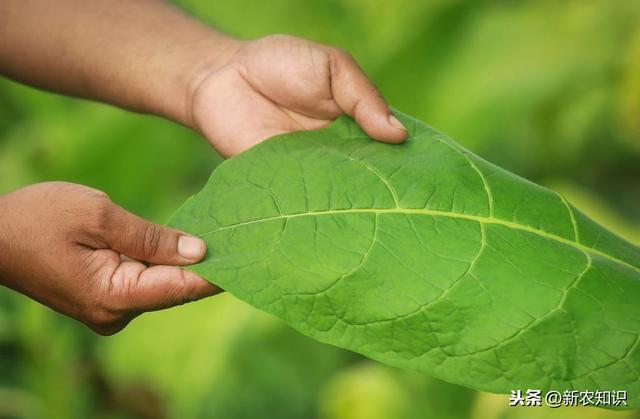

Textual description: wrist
[149,32,244,130]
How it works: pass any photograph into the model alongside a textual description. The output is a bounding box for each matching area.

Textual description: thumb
[103,203,206,265]
[328,48,407,143]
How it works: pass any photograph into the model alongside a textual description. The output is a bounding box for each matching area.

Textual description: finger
[109,261,220,313]
[102,204,206,266]
[328,48,407,143]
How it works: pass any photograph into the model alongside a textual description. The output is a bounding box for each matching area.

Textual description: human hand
[1,1,405,157]
[0,182,218,335]
[187,35,408,157]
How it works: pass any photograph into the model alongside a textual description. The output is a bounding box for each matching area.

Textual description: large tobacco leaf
[169,111,640,407]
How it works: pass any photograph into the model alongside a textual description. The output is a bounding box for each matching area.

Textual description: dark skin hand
[0,1,407,334]
[0,182,216,335]
[190,35,407,157]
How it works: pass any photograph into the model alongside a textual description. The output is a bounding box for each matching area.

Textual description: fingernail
[178,236,205,260]
[388,115,406,131]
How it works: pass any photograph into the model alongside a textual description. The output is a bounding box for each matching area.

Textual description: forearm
[0,0,239,126]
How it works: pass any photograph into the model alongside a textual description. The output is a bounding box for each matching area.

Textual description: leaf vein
[197,208,639,273]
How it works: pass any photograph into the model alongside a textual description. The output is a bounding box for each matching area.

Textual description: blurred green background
[1,1,639,418]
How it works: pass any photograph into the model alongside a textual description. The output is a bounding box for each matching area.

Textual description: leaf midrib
[196,207,640,273]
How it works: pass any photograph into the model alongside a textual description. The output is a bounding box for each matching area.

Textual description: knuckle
[92,197,115,236]
[140,223,163,258]
[331,47,352,61]
[162,270,191,307]
[328,48,352,78]
[59,185,114,235]
[88,189,111,203]
[365,82,383,99]
[36,182,114,242]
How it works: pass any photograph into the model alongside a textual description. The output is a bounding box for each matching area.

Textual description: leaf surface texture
[170,112,640,406]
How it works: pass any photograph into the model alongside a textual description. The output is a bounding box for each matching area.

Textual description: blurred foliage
[0,0,638,418]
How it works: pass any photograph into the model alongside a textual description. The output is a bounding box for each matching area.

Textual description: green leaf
[169,111,640,408]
